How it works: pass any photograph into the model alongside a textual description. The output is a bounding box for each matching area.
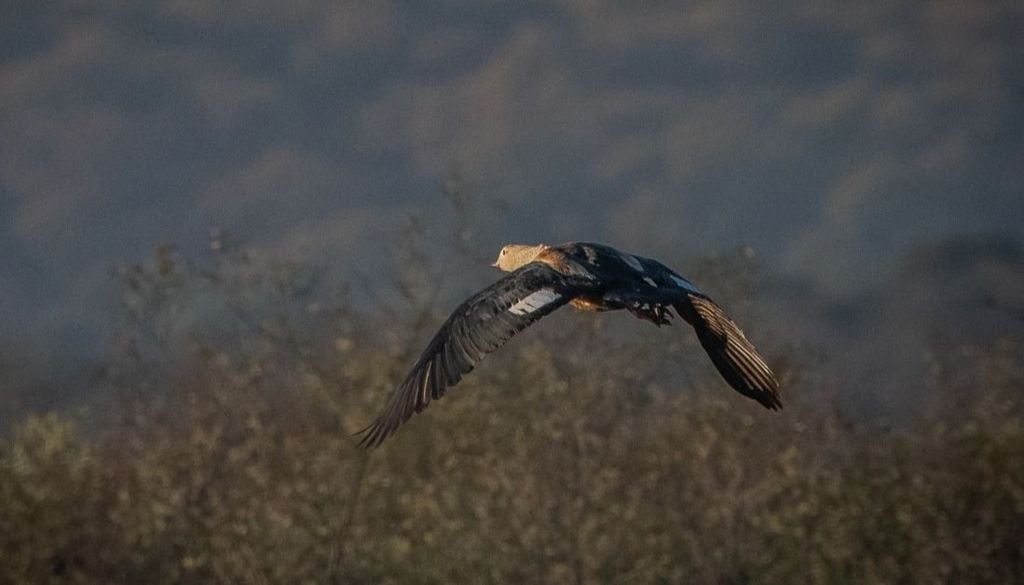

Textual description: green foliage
[1,235,1022,584]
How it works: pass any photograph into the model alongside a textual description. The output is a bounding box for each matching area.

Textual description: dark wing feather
[674,294,781,409]
[605,283,780,409]
[358,263,587,447]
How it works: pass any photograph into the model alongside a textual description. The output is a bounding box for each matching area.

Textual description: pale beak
[491,261,500,268]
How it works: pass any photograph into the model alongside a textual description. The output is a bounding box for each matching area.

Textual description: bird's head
[492,244,548,272]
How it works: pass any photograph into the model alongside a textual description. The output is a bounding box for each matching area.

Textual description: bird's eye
[501,249,507,256]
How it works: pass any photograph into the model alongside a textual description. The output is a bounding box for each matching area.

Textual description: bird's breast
[569,295,616,312]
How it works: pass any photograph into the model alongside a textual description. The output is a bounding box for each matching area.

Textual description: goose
[358,242,780,447]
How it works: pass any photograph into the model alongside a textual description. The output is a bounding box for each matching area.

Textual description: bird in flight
[358,242,780,447]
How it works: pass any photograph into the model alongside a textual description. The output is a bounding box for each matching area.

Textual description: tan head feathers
[492,244,548,272]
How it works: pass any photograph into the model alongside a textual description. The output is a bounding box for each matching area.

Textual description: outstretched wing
[358,263,591,447]
[674,294,781,410]
[605,281,781,410]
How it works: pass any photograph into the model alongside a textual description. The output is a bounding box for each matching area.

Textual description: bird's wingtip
[353,420,386,449]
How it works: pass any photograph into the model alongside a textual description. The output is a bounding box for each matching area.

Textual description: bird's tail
[673,296,782,410]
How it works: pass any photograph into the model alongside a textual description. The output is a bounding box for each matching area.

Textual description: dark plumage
[358,242,780,447]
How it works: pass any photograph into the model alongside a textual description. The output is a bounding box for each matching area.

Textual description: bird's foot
[628,303,673,326]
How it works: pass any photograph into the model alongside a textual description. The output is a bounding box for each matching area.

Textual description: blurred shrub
[1,235,1021,584]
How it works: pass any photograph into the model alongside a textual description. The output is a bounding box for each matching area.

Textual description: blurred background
[1,2,1022,583]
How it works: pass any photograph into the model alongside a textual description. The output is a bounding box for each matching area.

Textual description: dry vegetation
[2,226,1022,584]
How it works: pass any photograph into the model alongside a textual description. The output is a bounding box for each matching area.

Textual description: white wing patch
[670,274,701,293]
[508,289,561,315]
[643,276,658,287]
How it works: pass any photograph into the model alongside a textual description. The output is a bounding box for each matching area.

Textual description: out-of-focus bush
[1,231,1021,584]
